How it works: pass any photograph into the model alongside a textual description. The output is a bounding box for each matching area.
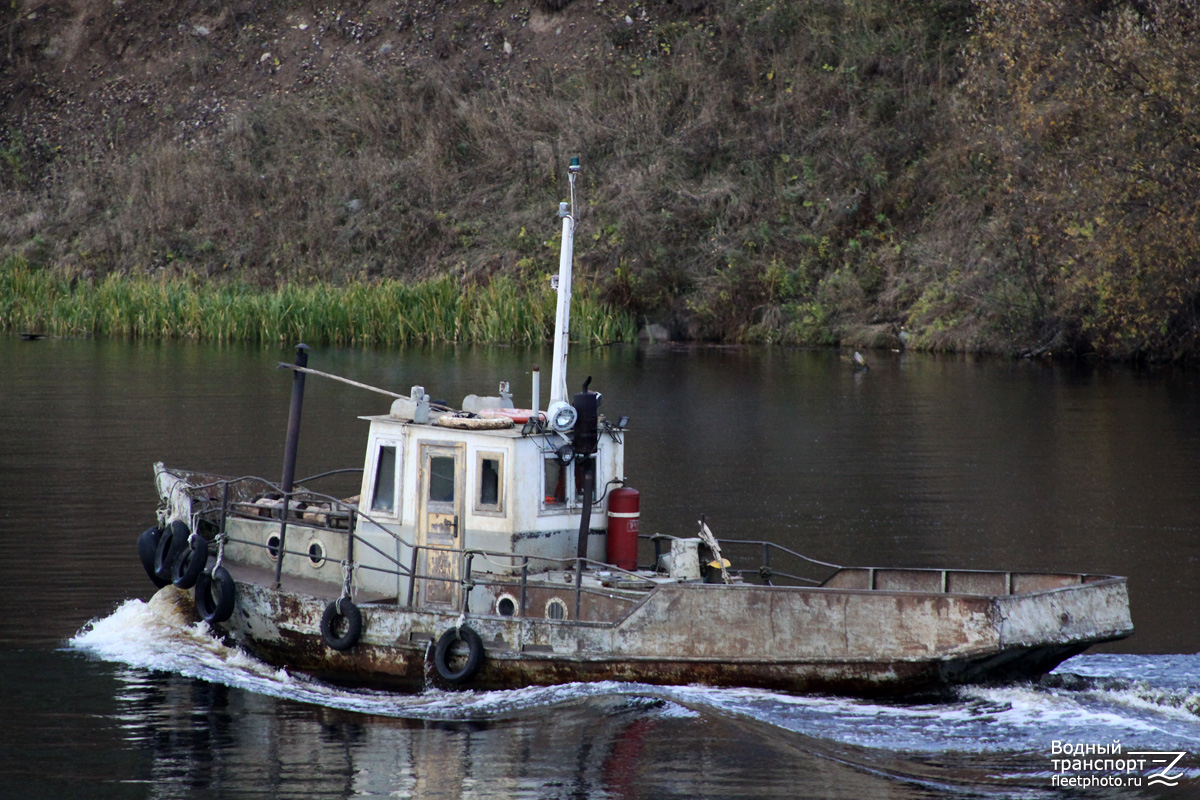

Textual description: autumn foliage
[2,0,1199,359]
[944,0,1200,358]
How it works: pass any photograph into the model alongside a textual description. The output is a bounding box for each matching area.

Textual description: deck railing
[163,468,870,625]
[162,468,413,592]
[644,533,843,586]
[165,468,662,623]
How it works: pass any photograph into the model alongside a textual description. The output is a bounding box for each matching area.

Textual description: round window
[307,539,326,568]
[266,533,281,560]
[545,598,569,621]
[496,594,518,617]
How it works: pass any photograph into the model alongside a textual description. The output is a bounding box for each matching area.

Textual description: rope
[465,550,524,574]
[212,532,226,574]
[277,363,456,411]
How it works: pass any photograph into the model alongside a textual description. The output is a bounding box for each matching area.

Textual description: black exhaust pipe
[281,343,311,494]
[574,376,599,560]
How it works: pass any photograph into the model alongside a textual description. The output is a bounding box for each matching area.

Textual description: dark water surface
[3,336,1200,799]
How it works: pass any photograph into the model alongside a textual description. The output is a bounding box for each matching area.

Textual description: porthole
[496,593,519,617]
[545,598,569,621]
[307,539,327,568]
[266,533,281,560]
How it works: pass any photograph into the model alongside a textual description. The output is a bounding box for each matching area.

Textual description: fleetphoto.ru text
[1051,740,1187,788]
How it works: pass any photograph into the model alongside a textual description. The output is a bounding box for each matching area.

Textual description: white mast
[549,157,580,407]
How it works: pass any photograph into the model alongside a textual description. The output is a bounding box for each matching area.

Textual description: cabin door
[417,443,464,609]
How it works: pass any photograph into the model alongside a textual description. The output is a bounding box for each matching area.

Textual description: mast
[549,157,580,407]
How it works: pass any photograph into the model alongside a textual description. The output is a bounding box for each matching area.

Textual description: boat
[136,159,1133,695]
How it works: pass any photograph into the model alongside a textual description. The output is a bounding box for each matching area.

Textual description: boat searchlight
[547,400,577,433]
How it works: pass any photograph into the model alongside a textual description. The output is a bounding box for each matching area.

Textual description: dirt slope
[3,0,667,160]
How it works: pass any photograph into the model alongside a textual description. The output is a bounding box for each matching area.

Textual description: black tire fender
[320,598,363,651]
[154,520,189,583]
[433,625,484,685]
[137,526,169,588]
[172,533,208,590]
[195,565,236,623]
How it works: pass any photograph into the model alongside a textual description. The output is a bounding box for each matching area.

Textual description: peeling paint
[213,569,1132,696]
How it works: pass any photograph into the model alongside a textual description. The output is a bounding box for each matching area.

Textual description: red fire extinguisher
[606,485,640,571]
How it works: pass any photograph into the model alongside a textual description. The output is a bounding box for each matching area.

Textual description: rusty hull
[213,572,1133,695]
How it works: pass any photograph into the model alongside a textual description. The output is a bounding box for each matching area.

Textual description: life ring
[154,520,189,583]
[479,408,544,424]
[433,625,484,685]
[195,566,236,623]
[435,414,513,430]
[172,533,208,590]
[137,526,169,588]
[320,598,363,651]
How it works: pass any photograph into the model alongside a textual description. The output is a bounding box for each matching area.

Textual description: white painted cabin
[350,390,626,610]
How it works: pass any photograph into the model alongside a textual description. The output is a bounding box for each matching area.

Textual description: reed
[0,256,635,346]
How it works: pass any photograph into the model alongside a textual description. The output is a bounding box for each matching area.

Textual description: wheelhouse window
[544,455,567,507]
[429,456,455,503]
[475,451,504,514]
[371,445,397,514]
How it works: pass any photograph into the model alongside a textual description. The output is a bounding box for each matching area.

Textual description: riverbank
[3,0,1199,359]
[0,255,635,345]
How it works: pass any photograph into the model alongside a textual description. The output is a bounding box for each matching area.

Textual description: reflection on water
[5,336,1200,798]
[70,585,1200,796]
[106,666,933,800]
[64,588,1200,798]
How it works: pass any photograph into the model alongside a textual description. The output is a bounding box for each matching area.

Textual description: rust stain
[210,570,1132,696]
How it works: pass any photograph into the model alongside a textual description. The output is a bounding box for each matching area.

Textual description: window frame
[474,450,506,516]
[542,452,569,510]
[541,450,604,512]
[427,454,456,504]
[368,440,402,518]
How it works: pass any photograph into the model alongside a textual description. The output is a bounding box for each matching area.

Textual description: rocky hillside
[3,0,1199,359]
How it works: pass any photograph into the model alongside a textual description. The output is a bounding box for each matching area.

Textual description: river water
[2,336,1199,798]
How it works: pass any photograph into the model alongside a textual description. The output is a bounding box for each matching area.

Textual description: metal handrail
[195,474,413,592]
[713,538,843,570]
[173,469,842,620]
[455,549,657,620]
[295,467,364,485]
[163,467,418,546]
[162,470,420,582]
[642,532,841,586]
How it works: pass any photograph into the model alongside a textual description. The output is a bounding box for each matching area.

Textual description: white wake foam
[68,591,1199,757]
[68,588,696,721]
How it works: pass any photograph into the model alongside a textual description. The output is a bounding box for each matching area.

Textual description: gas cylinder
[606,486,640,571]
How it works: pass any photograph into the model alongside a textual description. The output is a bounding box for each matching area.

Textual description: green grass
[18,0,1199,357]
[0,255,636,346]
[0,0,972,353]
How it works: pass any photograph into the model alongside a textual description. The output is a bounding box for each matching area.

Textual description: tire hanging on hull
[172,533,208,590]
[320,598,363,651]
[195,566,236,623]
[433,625,484,685]
[137,526,169,588]
[154,519,190,584]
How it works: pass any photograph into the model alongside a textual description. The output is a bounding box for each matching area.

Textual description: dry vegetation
[2,0,1199,358]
